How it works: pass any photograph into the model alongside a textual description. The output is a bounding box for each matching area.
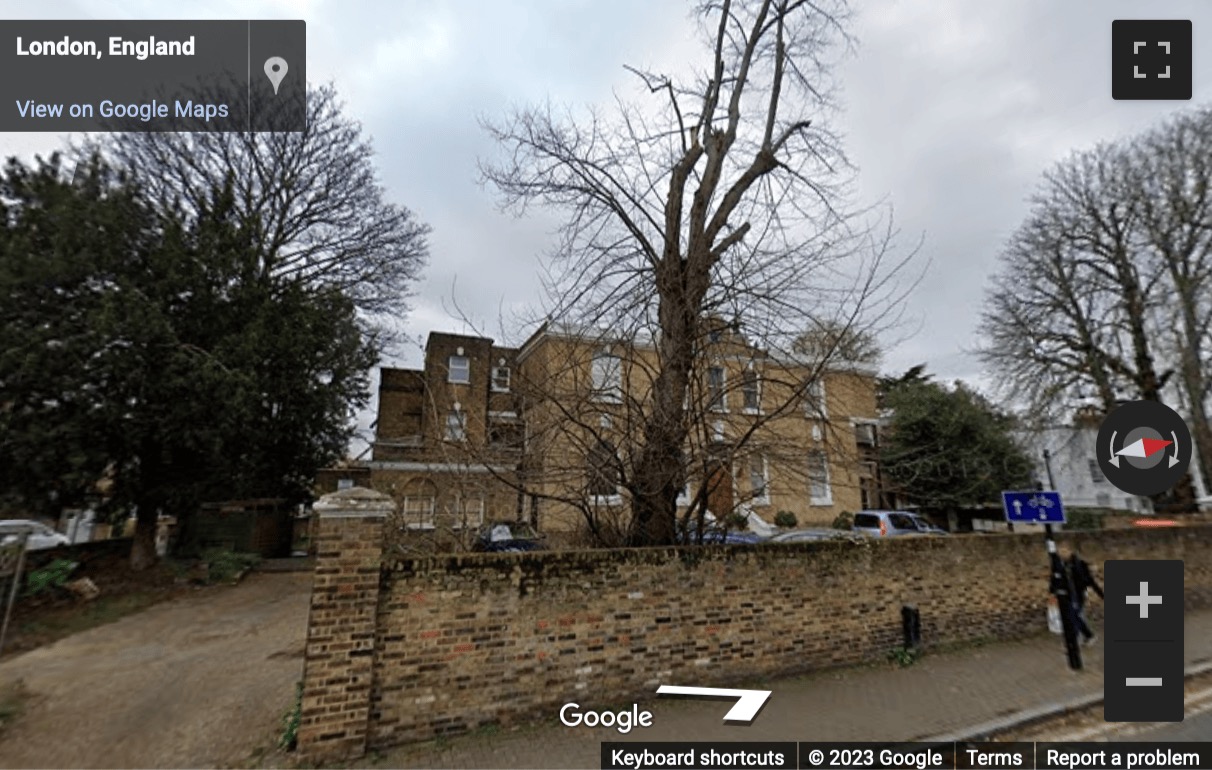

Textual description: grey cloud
[5,0,1212,399]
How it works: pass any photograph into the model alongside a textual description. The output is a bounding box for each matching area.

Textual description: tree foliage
[0,156,380,567]
[879,373,1034,509]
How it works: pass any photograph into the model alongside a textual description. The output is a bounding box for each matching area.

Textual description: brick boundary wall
[296,493,1212,761]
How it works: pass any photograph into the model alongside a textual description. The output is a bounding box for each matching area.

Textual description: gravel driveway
[0,571,312,769]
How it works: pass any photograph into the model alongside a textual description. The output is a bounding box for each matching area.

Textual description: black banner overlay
[600,742,1212,770]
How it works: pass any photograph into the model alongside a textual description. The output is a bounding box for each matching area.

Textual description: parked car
[852,510,946,537]
[0,519,72,551]
[770,528,869,543]
[676,520,765,545]
[473,521,546,553]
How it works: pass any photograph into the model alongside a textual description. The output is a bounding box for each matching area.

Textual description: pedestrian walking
[1065,547,1103,645]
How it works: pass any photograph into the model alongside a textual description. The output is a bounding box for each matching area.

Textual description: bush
[24,559,78,597]
[831,510,854,530]
[725,512,748,530]
[1065,508,1104,531]
[201,548,261,584]
[773,510,798,528]
[888,645,921,667]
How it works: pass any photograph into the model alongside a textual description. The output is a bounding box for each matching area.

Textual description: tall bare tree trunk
[629,266,699,546]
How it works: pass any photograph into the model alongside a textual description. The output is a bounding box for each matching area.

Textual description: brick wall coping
[312,486,394,518]
[383,524,1212,573]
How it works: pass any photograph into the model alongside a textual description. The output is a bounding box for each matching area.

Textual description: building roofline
[515,320,878,376]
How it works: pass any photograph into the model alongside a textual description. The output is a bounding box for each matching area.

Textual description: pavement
[373,608,1212,770]
[0,571,312,770]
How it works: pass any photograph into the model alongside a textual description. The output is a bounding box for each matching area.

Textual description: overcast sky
[4,0,1211,450]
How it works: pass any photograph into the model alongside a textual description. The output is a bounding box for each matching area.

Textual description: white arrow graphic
[1109,430,1120,468]
[1169,430,1181,468]
[655,685,772,722]
[1012,500,1023,517]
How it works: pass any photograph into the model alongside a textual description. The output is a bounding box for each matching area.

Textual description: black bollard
[901,604,921,649]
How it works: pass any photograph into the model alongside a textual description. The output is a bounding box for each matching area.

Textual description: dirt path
[0,571,312,769]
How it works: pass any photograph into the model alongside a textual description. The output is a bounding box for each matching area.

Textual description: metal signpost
[1002,470,1081,670]
[0,524,31,657]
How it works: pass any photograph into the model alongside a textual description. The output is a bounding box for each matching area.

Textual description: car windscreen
[889,514,918,530]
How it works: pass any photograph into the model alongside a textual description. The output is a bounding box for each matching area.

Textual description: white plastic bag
[1046,596,1063,634]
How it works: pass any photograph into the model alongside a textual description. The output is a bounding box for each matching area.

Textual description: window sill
[809,497,833,507]
[590,494,623,506]
[742,407,761,416]
[751,497,770,507]
[448,378,470,385]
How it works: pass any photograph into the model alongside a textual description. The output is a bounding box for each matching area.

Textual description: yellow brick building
[513,322,886,536]
[320,323,888,546]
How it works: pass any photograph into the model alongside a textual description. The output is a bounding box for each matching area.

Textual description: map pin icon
[264,57,288,95]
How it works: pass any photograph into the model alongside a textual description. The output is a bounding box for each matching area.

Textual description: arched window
[400,478,438,529]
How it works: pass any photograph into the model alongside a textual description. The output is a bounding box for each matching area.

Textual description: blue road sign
[1002,490,1066,524]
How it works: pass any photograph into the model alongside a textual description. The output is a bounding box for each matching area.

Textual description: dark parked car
[474,521,546,552]
[676,523,765,545]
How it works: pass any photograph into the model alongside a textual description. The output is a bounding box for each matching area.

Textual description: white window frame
[741,368,761,414]
[448,494,485,529]
[853,418,877,446]
[676,479,692,507]
[807,450,832,506]
[448,355,470,384]
[805,378,827,419]
[749,454,770,506]
[712,420,726,444]
[402,495,436,529]
[445,408,466,442]
[708,366,728,413]
[491,366,511,392]
[591,350,622,403]
[1088,458,1104,483]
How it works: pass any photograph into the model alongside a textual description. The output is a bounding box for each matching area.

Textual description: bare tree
[84,84,429,321]
[481,0,915,545]
[979,142,1171,422]
[1130,108,1212,495]
[980,113,1212,509]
